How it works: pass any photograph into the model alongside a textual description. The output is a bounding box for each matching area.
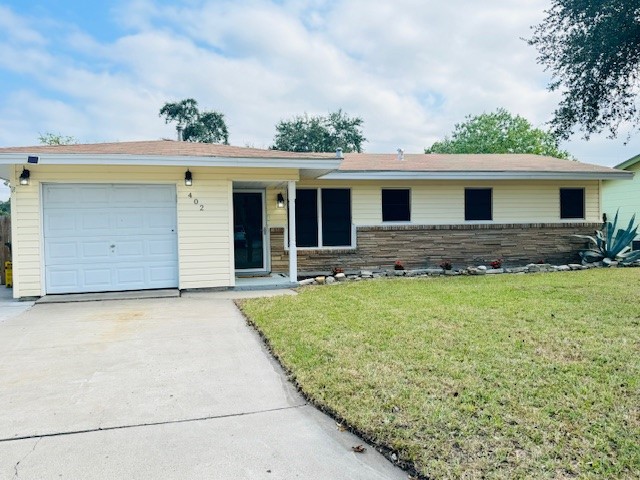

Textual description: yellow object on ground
[4,261,12,288]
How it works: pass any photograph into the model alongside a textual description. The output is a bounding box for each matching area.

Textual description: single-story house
[0,140,631,299]
[602,154,640,249]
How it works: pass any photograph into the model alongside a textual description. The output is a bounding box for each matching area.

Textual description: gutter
[319,170,633,181]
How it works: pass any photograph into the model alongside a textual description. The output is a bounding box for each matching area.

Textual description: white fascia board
[0,153,342,170]
[319,170,633,181]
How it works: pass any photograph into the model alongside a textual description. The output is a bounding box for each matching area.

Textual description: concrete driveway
[0,291,406,480]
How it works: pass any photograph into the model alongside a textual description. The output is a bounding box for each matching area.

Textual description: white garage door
[43,184,178,294]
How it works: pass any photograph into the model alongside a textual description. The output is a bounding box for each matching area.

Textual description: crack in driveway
[13,438,41,479]
[0,403,307,444]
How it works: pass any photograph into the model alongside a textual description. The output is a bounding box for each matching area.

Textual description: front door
[233,191,266,271]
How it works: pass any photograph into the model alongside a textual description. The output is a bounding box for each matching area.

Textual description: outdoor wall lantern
[184,169,193,186]
[19,168,30,186]
[276,193,285,208]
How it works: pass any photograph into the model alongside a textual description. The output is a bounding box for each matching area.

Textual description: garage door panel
[46,241,79,261]
[44,184,178,294]
[46,269,79,290]
[80,241,112,260]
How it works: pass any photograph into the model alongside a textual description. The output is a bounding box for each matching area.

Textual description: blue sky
[1,0,639,199]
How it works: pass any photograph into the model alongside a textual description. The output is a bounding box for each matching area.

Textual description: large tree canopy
[159,98,229,144]
[528,0,640,140]
[425,108,571,159]
[272,109,366,153]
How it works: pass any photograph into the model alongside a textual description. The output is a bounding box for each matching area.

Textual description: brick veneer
[269,223,599,273]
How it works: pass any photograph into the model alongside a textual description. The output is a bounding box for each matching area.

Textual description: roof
[0,140,336,159]
[615,153,640,171]
[318,152,631,180]
[0,140,631,181]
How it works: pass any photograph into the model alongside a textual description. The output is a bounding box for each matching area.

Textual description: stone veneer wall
[270,223,600,274]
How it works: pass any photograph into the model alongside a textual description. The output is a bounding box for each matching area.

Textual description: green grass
[239,269,640,479]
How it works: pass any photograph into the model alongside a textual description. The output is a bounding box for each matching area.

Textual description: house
[602,154,640,249]
[0,140,631,299]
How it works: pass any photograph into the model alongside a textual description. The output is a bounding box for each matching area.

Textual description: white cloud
[0,0,637,175]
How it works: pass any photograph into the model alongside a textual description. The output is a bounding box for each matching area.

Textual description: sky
[1,0,639,201]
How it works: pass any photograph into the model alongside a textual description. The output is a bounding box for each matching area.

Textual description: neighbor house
[0,140,631,299]
[602,154,640,249]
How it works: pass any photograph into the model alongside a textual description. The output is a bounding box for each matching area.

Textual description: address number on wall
[187,192,204,211]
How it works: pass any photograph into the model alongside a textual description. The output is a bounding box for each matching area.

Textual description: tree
[425,108,571,159]
[159,98,229,144]
[38,133,78,145]
[272,109,366,153]
[528,0,640,140]
[0,199,9,216]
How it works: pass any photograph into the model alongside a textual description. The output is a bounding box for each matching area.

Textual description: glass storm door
[233,191,266,271]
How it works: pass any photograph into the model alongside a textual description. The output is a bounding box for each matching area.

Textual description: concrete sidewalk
[0,286,34,323]
[0,291,406,479]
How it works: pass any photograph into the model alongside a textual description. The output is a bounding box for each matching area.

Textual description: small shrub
[332,266,344,275]
[490,259,503,269]
[394,260,405,271]
[439,260,453,270]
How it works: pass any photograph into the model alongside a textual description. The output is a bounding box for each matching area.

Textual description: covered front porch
[231,180,299,286]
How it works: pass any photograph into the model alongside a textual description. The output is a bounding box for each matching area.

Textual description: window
[294,188,352,247]
[465,188,492,221]
[382,189,410,222]
[560,188,585,219]
[631,240,640,251]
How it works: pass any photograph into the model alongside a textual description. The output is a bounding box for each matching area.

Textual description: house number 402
[187,192,204,211]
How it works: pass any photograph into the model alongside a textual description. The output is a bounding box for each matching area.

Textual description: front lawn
[239,270,640,479]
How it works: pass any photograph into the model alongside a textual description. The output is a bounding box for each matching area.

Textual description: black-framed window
[382,189,410,222]
[464,188,492,221]
[632,240,640,251]
[294,188,352,248]
[560,188,585,219]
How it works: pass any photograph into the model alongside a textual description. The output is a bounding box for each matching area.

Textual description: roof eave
[320,171,633,181]
[615,153,640,170]
[0,153,342,171]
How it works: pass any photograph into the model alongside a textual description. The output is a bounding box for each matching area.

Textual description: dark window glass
[321,189,351,246]
[295,189,318,247]
[382,189,410,222]
[560,188,585,219]
[465,188,492,221]
[632,240,640,251]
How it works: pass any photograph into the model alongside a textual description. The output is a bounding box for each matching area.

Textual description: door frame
[232,189,269,273]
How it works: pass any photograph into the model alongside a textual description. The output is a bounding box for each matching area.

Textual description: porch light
[277,193,285,208]
[184,170,193,186]
[19,168,30,186]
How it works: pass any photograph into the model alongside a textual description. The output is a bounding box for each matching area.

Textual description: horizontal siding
[177,178,232,289]
[603,164,639,232]
[295,179,601,225]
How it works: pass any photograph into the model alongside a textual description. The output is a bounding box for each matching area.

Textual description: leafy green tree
[425,108,571,159]
[159,98,229,144]
[0,199,9,216]
[38,133,78,145]
[528,0,640,140]
[272,109,366,153]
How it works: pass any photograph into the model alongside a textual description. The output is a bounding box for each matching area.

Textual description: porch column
[287,181,298,282]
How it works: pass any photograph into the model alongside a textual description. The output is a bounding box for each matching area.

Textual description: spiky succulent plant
[573,210,640,265]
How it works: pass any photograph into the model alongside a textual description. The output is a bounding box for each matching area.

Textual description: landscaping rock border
[302,260,639,286]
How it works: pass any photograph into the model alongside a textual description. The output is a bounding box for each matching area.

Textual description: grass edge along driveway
[238,269,640,479]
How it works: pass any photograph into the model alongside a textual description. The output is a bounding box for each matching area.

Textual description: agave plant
[573,210,640,265]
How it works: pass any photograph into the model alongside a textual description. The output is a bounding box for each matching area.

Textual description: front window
[382,189,411,222]
[465,188,492,221]
[294,188,352,247]
[560,188,585,219]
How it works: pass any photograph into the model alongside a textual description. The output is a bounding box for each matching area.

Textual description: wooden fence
[0,216,10,285]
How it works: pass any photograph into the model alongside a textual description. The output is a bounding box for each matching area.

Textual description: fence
[0,216,10,285]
